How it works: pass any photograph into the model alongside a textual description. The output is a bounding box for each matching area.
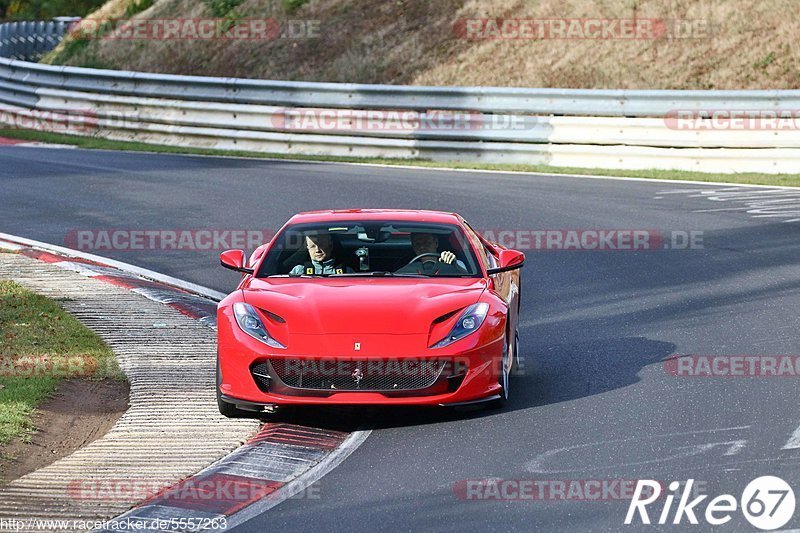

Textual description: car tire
[488,332,512,410]
[217,389,248,418]
[511,327,520,374]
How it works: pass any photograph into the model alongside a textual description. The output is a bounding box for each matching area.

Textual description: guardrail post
[22,22,32,60]
[0,24,7,58]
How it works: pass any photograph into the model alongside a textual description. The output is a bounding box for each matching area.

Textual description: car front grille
[251,362,272,392]
[258,358,448,392]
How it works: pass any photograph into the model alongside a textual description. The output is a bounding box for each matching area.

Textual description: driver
[290,233,352,275]
[406,232,467,272]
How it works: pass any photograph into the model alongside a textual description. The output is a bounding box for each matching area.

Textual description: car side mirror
[487,249,525,274]
[220,249,254,274]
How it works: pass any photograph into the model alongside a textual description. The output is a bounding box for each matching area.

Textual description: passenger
[290,233,352,275]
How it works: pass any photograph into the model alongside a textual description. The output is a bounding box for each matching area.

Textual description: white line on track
[525,426,751,473]
[782,425,800,450]
[654,187,800,223]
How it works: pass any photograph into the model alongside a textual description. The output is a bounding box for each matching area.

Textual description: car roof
[288,209,463,225]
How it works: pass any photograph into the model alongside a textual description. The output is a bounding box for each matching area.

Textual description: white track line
[782,425,800,450]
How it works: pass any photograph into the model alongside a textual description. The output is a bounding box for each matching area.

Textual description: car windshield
[256,220,481,278]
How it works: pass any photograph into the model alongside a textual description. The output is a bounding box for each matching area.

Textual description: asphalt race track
[2,145,800,531]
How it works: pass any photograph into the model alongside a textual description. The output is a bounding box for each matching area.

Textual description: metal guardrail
[3,55,800,116]
[16,87,800,149]
[0,19,798,174]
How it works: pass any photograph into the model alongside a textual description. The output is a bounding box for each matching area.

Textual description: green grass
[0,128,798,187]
[51,37,91,65]
[125,0,156,17]
[2,0,107,20]
[203,0,246,18]
[283,0,309,13]
[0,279,122,446]
[754,52,776,70]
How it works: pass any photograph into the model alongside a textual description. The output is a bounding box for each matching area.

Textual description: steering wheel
[405,252,441,267]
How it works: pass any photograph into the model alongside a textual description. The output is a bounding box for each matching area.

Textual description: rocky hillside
[42,0,800,89]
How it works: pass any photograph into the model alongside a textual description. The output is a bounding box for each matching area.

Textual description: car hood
[241,277,487,335]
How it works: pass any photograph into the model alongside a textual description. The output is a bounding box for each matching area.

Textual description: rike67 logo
[625,476,795,530]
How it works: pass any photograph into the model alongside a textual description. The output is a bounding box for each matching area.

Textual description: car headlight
[430,302,490,348]
[233,302,286,349]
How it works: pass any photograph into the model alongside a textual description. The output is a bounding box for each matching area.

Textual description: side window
[461,220,491,270]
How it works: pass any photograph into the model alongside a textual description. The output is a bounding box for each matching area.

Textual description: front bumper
[218,392,503,410]
[217,311,506,407]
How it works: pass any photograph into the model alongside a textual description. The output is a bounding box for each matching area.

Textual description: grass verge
[0,128,798,187]
[0,278,123,446]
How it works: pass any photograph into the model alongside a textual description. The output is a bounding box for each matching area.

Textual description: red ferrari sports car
[216,209,524,416]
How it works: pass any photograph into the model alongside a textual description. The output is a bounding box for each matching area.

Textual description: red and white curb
[0,234,371,532]
[6,245,220,328]
[0,232,226,301]
[104,426,370,532]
